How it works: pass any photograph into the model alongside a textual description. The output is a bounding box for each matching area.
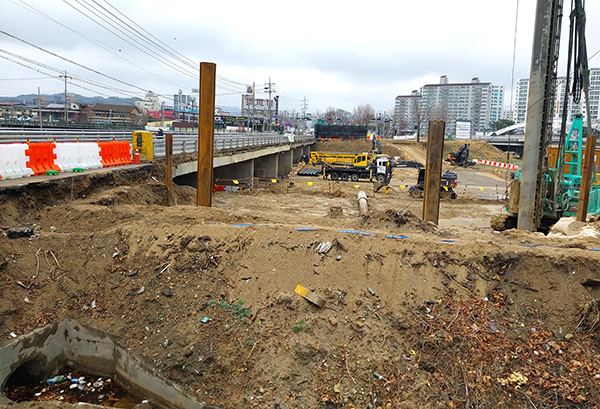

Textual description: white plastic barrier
[80,142,102,170]
[54,142,79,171]
[0,143,35,179]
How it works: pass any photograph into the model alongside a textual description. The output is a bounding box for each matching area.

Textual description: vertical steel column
[165,133,174,205]
[517,0,554,231]
[422,120,445,225]
[196,62,216,207]
[574,0,596,221]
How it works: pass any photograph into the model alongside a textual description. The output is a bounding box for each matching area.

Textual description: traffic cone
[133,148,140,164]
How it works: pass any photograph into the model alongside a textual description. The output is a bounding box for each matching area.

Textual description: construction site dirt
[1,140,599,409]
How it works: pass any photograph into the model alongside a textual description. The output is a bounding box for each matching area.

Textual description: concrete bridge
[0,129,315,187]
[172,138,313,187]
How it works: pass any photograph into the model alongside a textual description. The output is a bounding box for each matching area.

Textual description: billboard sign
[455,121,471,139]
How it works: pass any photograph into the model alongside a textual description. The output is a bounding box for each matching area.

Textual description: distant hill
[219,105,241,115]
[0,94,140,106]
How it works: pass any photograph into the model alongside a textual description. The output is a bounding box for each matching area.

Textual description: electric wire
[9,0,191,90]
[62,0,198,80]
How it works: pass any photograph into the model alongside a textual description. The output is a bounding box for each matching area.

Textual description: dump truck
[409,168,459,199]
[320,154,393,184]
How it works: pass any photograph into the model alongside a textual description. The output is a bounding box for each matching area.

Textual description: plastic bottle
[46,376,67,385]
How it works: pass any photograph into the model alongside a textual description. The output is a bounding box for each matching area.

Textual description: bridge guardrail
[0,129,315,158]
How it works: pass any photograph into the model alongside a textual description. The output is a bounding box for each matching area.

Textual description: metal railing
[0,129,315,157]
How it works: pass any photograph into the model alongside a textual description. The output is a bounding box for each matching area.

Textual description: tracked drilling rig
[491,0,599,232]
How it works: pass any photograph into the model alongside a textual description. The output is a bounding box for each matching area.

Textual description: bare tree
[412,101,428,143]
[352,104,375,126]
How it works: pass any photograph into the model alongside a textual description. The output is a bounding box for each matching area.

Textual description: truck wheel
[440,190,451,199]
[330,172,339,180]
[351,173,359,182]
[376,174,385,183]
[409,188,423,198]
[341,173,350,181]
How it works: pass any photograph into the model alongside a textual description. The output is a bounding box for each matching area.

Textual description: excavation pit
[0,319,220,409]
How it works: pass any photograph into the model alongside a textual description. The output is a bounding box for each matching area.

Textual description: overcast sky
[1,0,599,115]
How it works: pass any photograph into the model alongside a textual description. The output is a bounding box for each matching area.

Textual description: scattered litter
[200,317,211,323]
[295,227,314,231]
[385,235,409,239]
[162,339,169,348]
[50,226,56,233]
[231,223,253,227]
[6,226,34,239]
[145,326,149,331]
[10,332,17,338]
[488,321,500,333]
[137,286,145,294]
[367,287,376,296]
[336,255,342,261]
[316,242,332,254]
[128,269,139,277]
[373,372,387,382]
[156,263,170,277]
[91,300,96,309]
[112,252,120,258]
[46,376,67,385]
[294,285,326,308]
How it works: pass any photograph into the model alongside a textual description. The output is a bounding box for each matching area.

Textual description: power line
[9,0,192,90]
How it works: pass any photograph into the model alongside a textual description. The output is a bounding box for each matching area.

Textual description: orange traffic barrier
[99,141,133,167]
[115,141,132,166]
[98,142,117,167]
[25,142,60,175]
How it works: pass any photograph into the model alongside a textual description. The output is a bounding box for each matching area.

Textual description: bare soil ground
[1,140,599,409]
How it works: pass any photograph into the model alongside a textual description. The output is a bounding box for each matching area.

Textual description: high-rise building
[513,68,600,125]
[394,90,422,132]
[419,76,503,135]
[513,79,529,123]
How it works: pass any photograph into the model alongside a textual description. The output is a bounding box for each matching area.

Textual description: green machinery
[491,115,600,231]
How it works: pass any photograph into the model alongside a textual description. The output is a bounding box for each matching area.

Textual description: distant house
[146,110,178,121]
[86,104,144,126]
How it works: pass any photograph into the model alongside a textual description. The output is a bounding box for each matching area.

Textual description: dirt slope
[1,164,600,409]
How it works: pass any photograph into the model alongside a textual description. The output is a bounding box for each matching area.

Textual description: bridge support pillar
[303,145,311,156]
[254,154,278,179]
[278,150,293,176]
[214,160,254,185]
[292,147,303,163]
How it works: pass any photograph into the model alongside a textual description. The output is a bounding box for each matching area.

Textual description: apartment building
[419,76,503,135]
[393,90,422,131]
[513,67,599,125]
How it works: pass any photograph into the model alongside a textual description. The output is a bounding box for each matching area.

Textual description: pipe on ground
[358,191,369,216]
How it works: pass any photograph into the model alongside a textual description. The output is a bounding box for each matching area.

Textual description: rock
[329,317,338,326]
[185,349,193,357]
[128,269,139,277]
[333,383,343,393]
[162,286,173,297]
[163,339,169,348]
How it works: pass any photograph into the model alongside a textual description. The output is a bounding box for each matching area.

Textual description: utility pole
[251,82,255,132]
[302,96,308,134]
[264,77,275,132]
[37,87,42,131]
[59,70,72,125]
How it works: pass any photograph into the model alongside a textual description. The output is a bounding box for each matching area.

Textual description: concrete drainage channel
[0,319,222,409]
